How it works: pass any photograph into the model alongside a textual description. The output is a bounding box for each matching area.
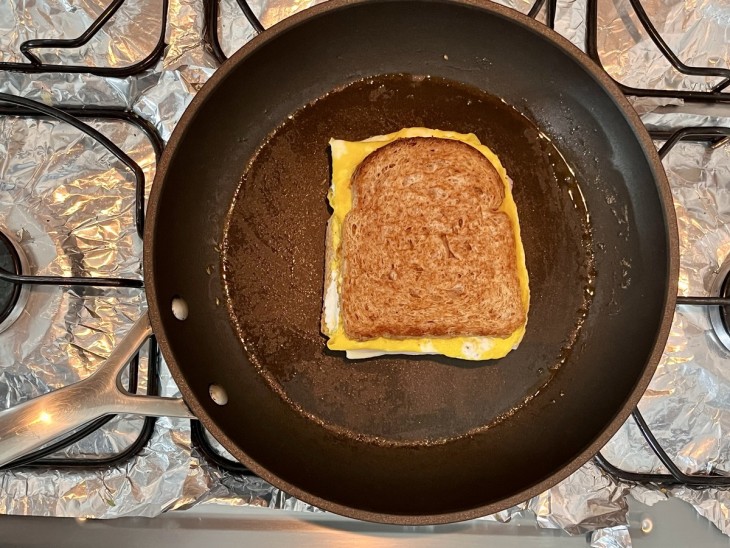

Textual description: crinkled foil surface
[0,0,729,541]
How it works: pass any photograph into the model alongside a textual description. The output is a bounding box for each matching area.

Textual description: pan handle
[0,313,194,468]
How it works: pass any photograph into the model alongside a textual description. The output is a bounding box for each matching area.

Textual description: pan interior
[222,74,595,445]
[149,0,673,519]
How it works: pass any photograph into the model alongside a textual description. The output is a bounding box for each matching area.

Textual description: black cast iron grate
[0,95,163,470]
[0,0,168,77]
[585,0,730,103]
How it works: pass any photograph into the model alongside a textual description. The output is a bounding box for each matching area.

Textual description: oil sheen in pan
[222,74,596,447]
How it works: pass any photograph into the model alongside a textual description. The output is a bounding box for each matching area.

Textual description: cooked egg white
[323,128,529,360]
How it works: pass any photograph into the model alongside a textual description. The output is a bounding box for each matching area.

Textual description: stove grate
[585,0,730,103]
[0,0,169,77]
[594,127,730,488]
[0,96,163,470]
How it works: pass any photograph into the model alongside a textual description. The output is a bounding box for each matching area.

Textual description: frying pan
[0,0,678,524]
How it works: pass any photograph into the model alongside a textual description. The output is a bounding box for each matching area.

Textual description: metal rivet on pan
[171,297,188,320]
[209,384,228,406]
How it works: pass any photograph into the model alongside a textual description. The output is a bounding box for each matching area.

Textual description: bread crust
[339,137,525,341]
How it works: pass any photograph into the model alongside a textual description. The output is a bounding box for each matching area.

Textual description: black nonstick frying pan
[0,0,677,524]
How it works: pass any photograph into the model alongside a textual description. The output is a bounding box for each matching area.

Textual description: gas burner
[709,259,730,352]
[0,229,29,334]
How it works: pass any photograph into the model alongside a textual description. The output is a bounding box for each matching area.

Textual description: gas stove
[0,0,729,545]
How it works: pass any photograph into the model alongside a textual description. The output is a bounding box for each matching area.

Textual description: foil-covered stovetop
[0,0,728,542]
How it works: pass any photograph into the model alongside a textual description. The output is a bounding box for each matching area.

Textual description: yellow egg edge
[324,128,530,360]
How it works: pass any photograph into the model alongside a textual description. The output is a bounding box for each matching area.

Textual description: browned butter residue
[222,74,595,447]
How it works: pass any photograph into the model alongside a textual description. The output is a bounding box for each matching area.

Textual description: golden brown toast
[340,137,525,340]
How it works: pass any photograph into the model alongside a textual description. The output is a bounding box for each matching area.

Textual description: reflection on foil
[479,501,528,523]
[0,111,177,511]
[0,417,191,517]
[0,0,215,520]
[0,0,164,68]
[528,462,630,535]
[594,0,729,93]
[590,525,633,548]
[171,428,324,512]
[0,116,154,401]
[554,0,589,52]
[0,0,729,542]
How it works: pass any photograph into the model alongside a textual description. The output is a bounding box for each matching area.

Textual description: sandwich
[321,127,529,360]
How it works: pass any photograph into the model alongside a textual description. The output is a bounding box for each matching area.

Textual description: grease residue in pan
[222,74,595,445]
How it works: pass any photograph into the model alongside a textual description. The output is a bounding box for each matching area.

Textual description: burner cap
[709,259,730,352]
[0,230,28,333]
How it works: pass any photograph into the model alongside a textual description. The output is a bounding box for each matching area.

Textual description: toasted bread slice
[340,137,525,341]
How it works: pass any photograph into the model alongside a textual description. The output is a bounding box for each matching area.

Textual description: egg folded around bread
[321,128,529,361]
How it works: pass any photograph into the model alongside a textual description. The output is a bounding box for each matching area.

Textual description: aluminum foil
[0,0,729,543]
[592,0,730,94]
[0,0,163,67]
[591,525,633,548]
[0,112,194,515]
[600,124,730,537]
[0,0,216,518]
[554,0,589,52]
[527,461,630,534]
[0,116,151,412]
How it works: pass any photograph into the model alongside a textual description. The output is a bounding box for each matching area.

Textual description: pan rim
[144,0,679,525]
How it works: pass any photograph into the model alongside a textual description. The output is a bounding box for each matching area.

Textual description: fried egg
[322,128,529,360]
